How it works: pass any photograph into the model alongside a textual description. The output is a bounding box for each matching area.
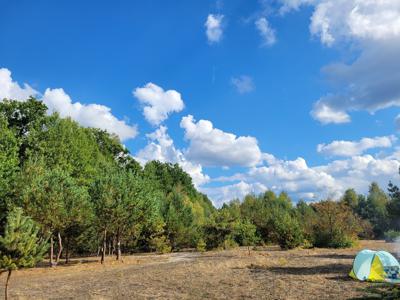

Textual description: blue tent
[350,249,400,283]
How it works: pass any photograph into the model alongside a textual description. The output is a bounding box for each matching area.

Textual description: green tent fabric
[350,249,400,283]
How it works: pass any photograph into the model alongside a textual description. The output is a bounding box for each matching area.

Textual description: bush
[150,236,171,254]
[221,237,238,250]
[311,201,361,248]
[313,229,354,248]
[270,209,303,250]
[196,238,206,252]
[384,230,400,242]
[232,220,258,247]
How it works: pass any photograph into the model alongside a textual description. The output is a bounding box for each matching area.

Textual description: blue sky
[1,0,400,206]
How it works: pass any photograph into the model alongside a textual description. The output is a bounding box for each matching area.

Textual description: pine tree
[0,208,48,300]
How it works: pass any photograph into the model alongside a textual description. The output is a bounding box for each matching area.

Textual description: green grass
[352,283,400,300]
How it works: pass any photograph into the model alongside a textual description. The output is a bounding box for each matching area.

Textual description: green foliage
[149,236,171,254]
[356,183,389,238]
[0,98,48,163]
[311,201,361,248]
[296,200,317,244]
[163,188,195,249]
[232,219,258,247]
[341,188,359,209]
[0,208,48,271]
[2,97,400,261]
[0,116,19,227]
[29,117,103,186]
[269,208,303,249]
[384,230,400,242]
[19,163,91,235]
[196,238,206,252]
[355,283,400,300]
[387,181,400,231]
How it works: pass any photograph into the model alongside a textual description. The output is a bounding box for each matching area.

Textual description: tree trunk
[5,270,11,300]
[56,232,63,264]
[101,229,107,264]
[116,228,121,261]
[248,246,251,256]
[112,236,115,255]
[50,235,54,267]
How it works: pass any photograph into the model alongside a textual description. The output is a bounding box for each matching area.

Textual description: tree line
[1,98,400,297]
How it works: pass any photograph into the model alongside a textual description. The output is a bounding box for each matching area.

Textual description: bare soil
[0,240,397,299]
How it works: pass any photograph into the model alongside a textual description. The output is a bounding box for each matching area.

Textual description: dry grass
[0,240,397,299]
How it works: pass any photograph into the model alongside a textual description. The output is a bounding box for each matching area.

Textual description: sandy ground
[0,240,397,300]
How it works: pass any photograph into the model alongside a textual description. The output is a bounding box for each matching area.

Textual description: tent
[349,249,400,283]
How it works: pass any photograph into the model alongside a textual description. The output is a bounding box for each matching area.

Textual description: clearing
[0,240,397,299]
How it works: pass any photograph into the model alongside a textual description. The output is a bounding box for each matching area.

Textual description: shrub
[384,230,400,243]
[270,209,303,250]
[232,220,258,247]
[221,237,238,250]
[311,200,361,248]
[196,238,206,252]
[0,208,48,299]
[150,236,171,254]
[313,228,354,248]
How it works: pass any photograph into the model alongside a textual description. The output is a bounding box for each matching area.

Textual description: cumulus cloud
[205,14,224,44]
[249,156,338,198]
[317,135,397,157]
[231,75,255,94]
[315,153,400,194]
[255,17,276,46]
[201,181,266,207]
[0,68,37,100]
[311,101,350,124]
[0,68,138,141]
[135,126,209,187]
[42,88,138,141]
[276,1,400,124]
[210,150,400,203]
[278,0,316,14]
[180,115,262,167]
[311,41,400,124]
[308,0,400,46]
[133,83,184,126]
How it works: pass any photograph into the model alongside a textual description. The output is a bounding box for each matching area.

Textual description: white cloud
[315,153,400,193]
[317,135,396,157]
[276,1,400,124]
[311,101,351,124]
[309,0,400,46]
[231,75,255,94]
[278,0,316,14]
[42,88,138,141]
[0,68,138,141]
[210,150,400,203]
[255,17,276,46]
[205,14,224,44]
[248,155,339,198]
[135,126,209,187]
[180,115,262,167]
[0,68,37,101]
[133,83,184,126]
[201,181,266,207]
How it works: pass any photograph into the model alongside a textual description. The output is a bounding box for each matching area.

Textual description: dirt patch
[0,240,397,299]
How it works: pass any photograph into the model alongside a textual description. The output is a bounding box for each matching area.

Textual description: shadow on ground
[311,254,355,260]
[36,259,99,268]
[248,263,351,276]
